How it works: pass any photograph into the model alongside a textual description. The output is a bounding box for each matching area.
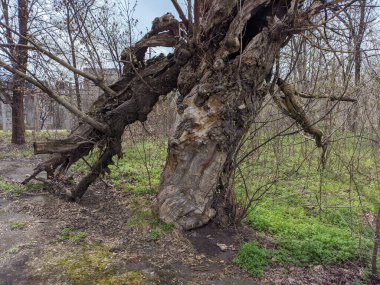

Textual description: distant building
[0,68,118,131]
[81,68,118,111]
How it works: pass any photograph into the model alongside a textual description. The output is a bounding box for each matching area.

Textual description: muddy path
[0,155,363,285]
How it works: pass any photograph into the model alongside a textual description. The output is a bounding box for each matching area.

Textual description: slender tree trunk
[73,74,82,110]
[349,0,366,133]
[66,3,82,111]
[11,0,28,144]
[11,75,26,144]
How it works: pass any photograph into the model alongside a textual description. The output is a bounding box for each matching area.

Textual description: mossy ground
[54,244,145,285]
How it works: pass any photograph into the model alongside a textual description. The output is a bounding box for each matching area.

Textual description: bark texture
[156,0,300,229]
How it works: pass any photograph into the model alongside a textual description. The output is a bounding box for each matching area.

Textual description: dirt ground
[0,146,366,284]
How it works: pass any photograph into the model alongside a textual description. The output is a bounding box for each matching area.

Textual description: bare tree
[343,0,370,132]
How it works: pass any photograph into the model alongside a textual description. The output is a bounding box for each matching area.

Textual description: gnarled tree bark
[155,0,295,229]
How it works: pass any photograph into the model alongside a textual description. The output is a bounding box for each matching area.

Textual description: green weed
[25,182,45,192]
[127,201,157,229]
[159,223,175,232]
[57,228,87,243]
[0,179,25,196]
[72,139,167,195]
[149,229,160,241]
[247,205,371,266]
[233,132,377,270]
[110,140,166,195]
[10,221,27,230]
[0,179,45,196]
[0,130,68,142]
[8,247,20,254]
[234,242,270,277]
[21,148,33,157]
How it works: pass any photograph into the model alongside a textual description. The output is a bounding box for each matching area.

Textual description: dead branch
[187,0,193,32]
[171,0,189,29]
[276,78,324,148]
[277,79,357,102]
[0,43,37,50]
[23,13,185,199]
[293,91,357,102]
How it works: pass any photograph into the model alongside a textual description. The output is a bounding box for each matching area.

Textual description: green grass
[149,229,160,241]
[10,221,27,230]
[0,130,69,142]
[109,140,167,195]
[72,138,167,195]
[247,205,371,266]
[8,247,20,254]
[234,242,270,277]
[101,134,376,274]
[0,178,26,195]
[126,196,174,238]
[159,222,175,232]
[0,179,18,192]
[57,228,87,243]
[0,130,69,158]
[233,132,378,276]
[3,129,378,277]
[0,178,44,196]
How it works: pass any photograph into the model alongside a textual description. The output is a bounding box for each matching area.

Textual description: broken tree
[19,0,351,230]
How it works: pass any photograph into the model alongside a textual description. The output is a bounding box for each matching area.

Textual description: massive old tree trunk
[26,0,334,230]
[155,1,298,229]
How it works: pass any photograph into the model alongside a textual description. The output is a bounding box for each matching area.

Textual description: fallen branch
[23,42,183,199]
[292,89,356,102]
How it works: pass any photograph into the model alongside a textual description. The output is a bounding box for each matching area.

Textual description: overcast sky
[132,1,183,54]
[134,1,178,32]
